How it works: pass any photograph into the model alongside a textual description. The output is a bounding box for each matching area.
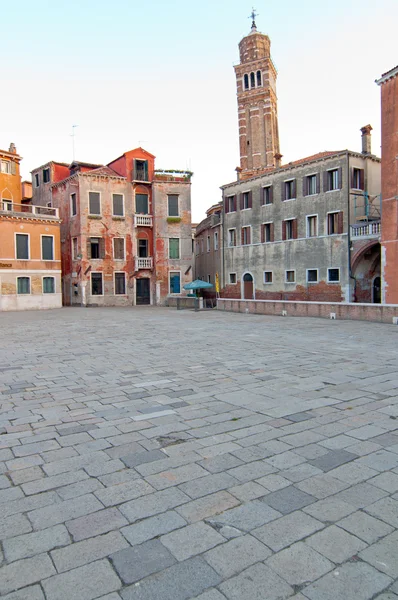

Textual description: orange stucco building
[0,143,22,205]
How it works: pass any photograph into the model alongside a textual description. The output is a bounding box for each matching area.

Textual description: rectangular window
[168,194,179,217]
[72,237,78,260]
[207,236,211,252]
[134,159,149,181]
[263,186,273,205]
[169,271,181,294]
[115,272,126,295]
[261,223,273,243]
[136,194,149,214]
[43,277,55,293]
[201,238,204,253]
[327,169,340,191]
[91,272,103,295]
[16,234,29,260]
[226,195,236,213]
[328,268,340,282]
[169,238,180,259]
[34,173,40,187]
[284,179,296,200]
[214,231,219,250]
[113,238,125,260]
[229,273,237,284]
[112,194,124,217]
[1,160,11,174]
[307,269,318,283]
[41,236,54,261]
[306,215,318,238]
[352,168,364,190]
[43,168,50,183]
[241,191,251,209]
[228,229,237,247]
[89,192,101,215]
[285,270,295,283]
[207,275,211,283]
[241,226,251,245]
[327,211,343,235]
[17,277,30,294]
[264,271,273,284]
[71,193,77,216]
[306,174,317,196]
[89,237,104,259]
[138,239,149,258]
[283,219,296,240]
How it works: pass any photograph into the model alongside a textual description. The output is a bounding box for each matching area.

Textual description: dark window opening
[34,173,40,187]
[16,234,29,259]
[284,180,296,200]
[352,168,364,190]
[264,271,273,283]
[43,168,50,183]
[91,272,103,295]
[244,74,249,90]
[286,270,295,283]
[134,160,149,181]
[307,269,318,283]
[256,70,262,86]
[89,237,104,259]
[138,239,149,258]
[71,193,77,216]
[327,169,340,191]
[263,186,273,205]
[250,72,255,88]
[328,268,340,282]
[115,272,126,295]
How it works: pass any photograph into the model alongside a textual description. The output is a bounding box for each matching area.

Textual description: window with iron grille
[328,268,340,282]
[134,160,148,181]
[91,272,103,295]
[115,272,126,295]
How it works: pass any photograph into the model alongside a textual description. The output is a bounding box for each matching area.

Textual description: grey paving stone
[253,510,324,551]
[28,493,103,530]
[357,450,398,472]
[1,586,45,600]
[206,499,281,532]
[194,591,226,600]
[333,481,388,508]
[161,522,224,561]
[178,472,238,499]
[176,488,241,523]
[302,561,392,600]
[66,507,128,541]
[120,556,221,600]
[0,513,32,538]
[110,539,176,584]
[265,451,306,470]
[228,481,267,501]
[370,472,398,493]
[42,559,121,600]
[260,485,316,515]
[365,496,398,528]
[266,541,333,586]
[94,479,154,506]
[218,562,293,600]
[305,524,367,563]
[339,511,394,544]
[21,469,88,495]
[296,473,350,499]
[303,497,356,522]
[203,534,271,578]
[359,530,398,577]
[308,448,358,472]
[199,453,244,473]
[0,553,56,596]
[121,510,186,546]
[120,487,190,523]
[146,463,208,490]
[347,425,388,440]
[281,463,324,483]
[255,473,291,492]
[227,460,276,482]
[9,465,44,486]
[286,411,315,422]
[0,486,24,503]
[51,531,129,572]
[3,524,70,562]
[120,449,165,468]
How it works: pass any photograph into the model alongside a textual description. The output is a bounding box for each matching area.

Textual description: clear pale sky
[2,0,397,221]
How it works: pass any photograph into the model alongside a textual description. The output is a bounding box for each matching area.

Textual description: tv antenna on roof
[71,125,78,161]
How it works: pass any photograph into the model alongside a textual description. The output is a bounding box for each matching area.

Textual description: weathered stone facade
[194,203,222,296]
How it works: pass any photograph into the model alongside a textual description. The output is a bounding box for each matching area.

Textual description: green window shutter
[169,238,179,259]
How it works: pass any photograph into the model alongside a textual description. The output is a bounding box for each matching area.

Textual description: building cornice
[376,66,398,86]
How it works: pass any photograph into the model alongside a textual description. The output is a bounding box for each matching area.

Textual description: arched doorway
[242,273,254,300]
[372,276,381,304]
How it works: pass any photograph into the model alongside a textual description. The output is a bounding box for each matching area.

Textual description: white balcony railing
[135,257,153,270]
[134,214,153,227]
[351,221,381,239]
[0,201,59,218]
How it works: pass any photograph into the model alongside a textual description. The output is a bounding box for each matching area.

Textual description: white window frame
[306,268,319,283]
[42,276,56,294]
[214,231,219,251]
[327,267,340,283]
[228,228,237,247]
[167,194,179,217]
[1,160,11,174]
[262,185,272,205]
[41,234,55,261]
[113,237,125,261]
[227,196,236,213]
[284,218,295,241]
[91,272,104,296]
[168,237,180,260]
[262,221,273,244]
[306,214,318,238]
[169,270,182,294]
[327,169,340,192]
[112,193,125,217]
[16,276,31,295]
[88,191,101,216]
[70,193,77,217]
[114,271,127,295]
[352,168,362,190]
[263,271,273,284]
[284,179,296,201]
[241,225,252,246]
[306,174,318,196]
[229,272,237,284]
[15,232,30,260]
[285,270,296,284]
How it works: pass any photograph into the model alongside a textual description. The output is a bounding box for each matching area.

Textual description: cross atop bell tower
[234,14,280,179]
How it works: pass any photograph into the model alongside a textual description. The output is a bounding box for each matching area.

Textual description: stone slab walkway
[0,306,397,599]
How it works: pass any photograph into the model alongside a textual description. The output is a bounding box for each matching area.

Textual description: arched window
[250,72,255,88]
[244,74,249,90]
[257,70,262,86]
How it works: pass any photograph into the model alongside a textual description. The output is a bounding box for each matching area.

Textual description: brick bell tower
[234,11,280,180]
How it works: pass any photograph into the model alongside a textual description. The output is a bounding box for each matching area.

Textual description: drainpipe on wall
[346,151,356,302]
[221,192,225,292]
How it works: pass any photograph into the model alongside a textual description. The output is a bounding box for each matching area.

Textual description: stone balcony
[351,221,381,240]
[134,215,153,227]
[0,201,59,219]
[135,257,153,270]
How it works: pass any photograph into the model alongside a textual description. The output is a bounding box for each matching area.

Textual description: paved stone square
[1,306,398,599]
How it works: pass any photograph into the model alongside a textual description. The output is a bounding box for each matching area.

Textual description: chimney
[274,153,283,168]
[360,125,372,155]
[235,166,242,181]
[8,143,17,154]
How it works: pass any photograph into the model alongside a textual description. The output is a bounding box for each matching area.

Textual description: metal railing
[134,215,153,227]
[351,221,381,238]
[1,201,59,218]
[135,257,153,270]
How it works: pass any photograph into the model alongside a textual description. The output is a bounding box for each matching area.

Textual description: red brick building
[376,66,398,304]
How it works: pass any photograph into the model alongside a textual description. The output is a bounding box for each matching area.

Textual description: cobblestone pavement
[1,307,398,599]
